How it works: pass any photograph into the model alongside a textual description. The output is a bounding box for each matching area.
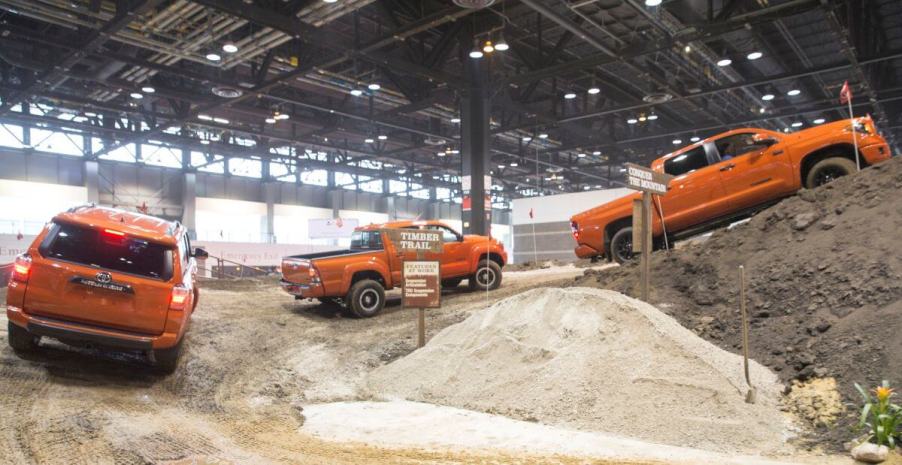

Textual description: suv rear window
[664,146,709,176]
[43,222,174,280]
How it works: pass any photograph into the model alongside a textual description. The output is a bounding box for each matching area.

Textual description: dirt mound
[574,157,902,447]
[366,287,791,454]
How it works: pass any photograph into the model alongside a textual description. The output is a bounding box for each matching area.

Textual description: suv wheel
[8,322,38,352]
[347,279,385,318]
[805,157,857,188]
[469,260,502,291]
[610,227,636,264]
[153,337,184,374]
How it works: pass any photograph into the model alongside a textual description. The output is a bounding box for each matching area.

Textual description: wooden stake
[416,249,425,348]
[740,265,757,404]
[640,192,652,301]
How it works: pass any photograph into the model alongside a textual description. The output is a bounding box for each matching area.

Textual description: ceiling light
[350,89,363,96]
[792,121,803,127]
[813,118,826,124]
[200,139,210,145]
[787,89,801,96]
[205,52,222,62]
[222,42,239,53]
[450,117,460,123]
[592,151,601,156]
[198,114,212,121]
[368,83,381,91]
[141,86,155,93]
[762,94,775,101]
[129,92,143,99]
[759,107,766,114]
[213,117,229,124]
[509,162,518,167]
[538,133,548,139]
[449,149,459,154]
[690,136,700,142]
[638,115,647,122]
[717,58,732,67]
[84,112,97,117]
[564,92,577,99]
[577,153,586,158]
[323,0,337,3]
[482,40,494,53]
[627,118,638,124]
[587,87,600,95]
[747,51,763,60]
[784,128,791,133]
[275,113,289,120]
[365,138,375,143]
[377,135,387,140]
[684,45,691,53]
[522,136,532,142]
[494,40,509,52]
[469,49,483,59]
[437,151,446,157]
[647,114,658,120]
[645,0,662,5]
[265,117,276,124]
[498,164,506,169]
[672,139,682,145]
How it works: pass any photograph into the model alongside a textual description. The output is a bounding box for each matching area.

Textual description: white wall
[195,197,268,243]
[511,188,632,225]
[0,179,88,235]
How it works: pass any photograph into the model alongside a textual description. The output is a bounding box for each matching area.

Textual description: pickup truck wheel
[8,322,38,352]
[442,278,463,289]
[805,157,857,188]
[347,279,385,318]
[153,337,184,375]
[469,260,502,291]
[610,227,636,264]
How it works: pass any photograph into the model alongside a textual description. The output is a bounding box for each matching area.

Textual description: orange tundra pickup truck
[280,220,507,317]
[571,116,892,263]
[6,205,207,373]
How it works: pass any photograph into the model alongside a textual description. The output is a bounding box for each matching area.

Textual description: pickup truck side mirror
[193,247,209,259]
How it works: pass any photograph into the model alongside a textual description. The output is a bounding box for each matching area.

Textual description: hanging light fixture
[494,35,509,51]
[222,42,239,53]
[483,40,495,54]
[350,89,364,97]
[205,51,222,62]
[368,83,381,91]
[564,92,577,99]
[364,137,375,144]
[377,134,388,140]
[265,117,276,124]
[587,86,600,95]
[716,58,732,67]
[470,38,483,59]
[141,86,155,94]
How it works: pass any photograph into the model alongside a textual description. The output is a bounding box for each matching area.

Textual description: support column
[330,189,341,246]
[263,182,277,243]
[460,35,491,236]
[182,172,197,239]
[85,160,100,204]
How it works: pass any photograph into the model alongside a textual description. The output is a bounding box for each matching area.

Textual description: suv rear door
[25,222,175,335]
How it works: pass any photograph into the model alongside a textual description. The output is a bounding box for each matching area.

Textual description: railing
[0,263,11,288]
[198,256,272,279]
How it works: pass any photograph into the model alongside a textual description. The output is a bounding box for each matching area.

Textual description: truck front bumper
[280,279,325,298]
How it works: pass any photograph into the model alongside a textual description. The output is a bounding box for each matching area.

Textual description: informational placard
[461,175,492,192]
[402,261,441,308]
[308,218,359,239]
[384,229,443,253]
[625,163,673,194]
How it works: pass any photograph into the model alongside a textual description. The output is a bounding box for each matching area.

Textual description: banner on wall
[0,234,36,265]
[308,218,359,239]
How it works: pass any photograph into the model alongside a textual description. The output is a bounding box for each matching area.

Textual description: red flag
[528,208,534,219]
[335,217,343,228]
[16,231,23,240]
[137,201,149,214]
[840,80,852,105]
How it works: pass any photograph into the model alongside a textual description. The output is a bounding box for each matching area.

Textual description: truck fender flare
[341,263,391,292]
[467,244,502,273]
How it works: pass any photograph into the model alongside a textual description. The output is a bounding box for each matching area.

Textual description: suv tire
[347,279,386,318]
[610,227,636,264]
[805,157,857,188]
[468,260,502,291]
[8,322,38,352]
[154,337,184,374]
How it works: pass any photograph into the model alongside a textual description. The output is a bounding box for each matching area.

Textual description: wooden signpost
[384,229,443,348]
[624,163,673,301]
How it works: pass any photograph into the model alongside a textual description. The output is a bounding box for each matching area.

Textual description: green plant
[855,380,902,448]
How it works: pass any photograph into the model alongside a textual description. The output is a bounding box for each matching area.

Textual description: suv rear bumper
[6,305,179,350]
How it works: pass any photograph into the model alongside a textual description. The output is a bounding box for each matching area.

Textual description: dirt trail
[572,156,902,448]
[1,267,662,464]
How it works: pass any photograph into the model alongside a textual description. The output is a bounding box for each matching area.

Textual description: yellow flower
[874,386,894,402]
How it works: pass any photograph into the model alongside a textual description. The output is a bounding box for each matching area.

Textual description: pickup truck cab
[5,205,207,373]
[280,220,507,317]
[572,116,892,263]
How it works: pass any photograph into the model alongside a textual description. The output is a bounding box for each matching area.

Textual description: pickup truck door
[712,132,794,213]
[382,231,405,286]
[656,144,730,231]
[423,225,468,278]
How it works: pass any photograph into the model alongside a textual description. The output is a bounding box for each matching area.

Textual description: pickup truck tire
[347,279,385,318]
[153,337,183,375]
[805,157,857,188]
[442,278,463,289]
[469,260,502,291]
[610,227,636,264]
[8,322,38,352]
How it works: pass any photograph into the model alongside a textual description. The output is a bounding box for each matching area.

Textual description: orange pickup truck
[571,116,892,263]
[280,220,507,317]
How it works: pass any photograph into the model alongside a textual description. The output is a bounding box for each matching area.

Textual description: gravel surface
[572,156,902,449]
[367,287,793,455]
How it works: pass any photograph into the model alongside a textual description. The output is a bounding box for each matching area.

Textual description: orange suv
[571,116,892,263]
[5,205,207,373]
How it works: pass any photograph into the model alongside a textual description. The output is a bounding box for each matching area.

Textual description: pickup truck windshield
[350,230,383,250]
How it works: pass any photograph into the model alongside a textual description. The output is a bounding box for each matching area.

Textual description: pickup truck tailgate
[281,258,314,284]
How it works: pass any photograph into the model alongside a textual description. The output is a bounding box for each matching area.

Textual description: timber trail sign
[384,228,443,348]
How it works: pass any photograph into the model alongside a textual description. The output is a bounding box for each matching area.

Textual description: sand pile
[366,287,791,454]
[574,156,902,447]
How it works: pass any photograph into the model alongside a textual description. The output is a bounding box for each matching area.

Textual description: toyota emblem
[96,272,112,283]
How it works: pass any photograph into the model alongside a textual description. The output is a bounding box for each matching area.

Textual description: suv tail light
[170,284,190,310]
[570,221,580,241]
[11,254,32,283]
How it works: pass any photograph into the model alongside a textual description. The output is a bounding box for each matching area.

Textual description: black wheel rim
[814,167,847,186]
[615,236,634,262]
[359,289,380,312]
